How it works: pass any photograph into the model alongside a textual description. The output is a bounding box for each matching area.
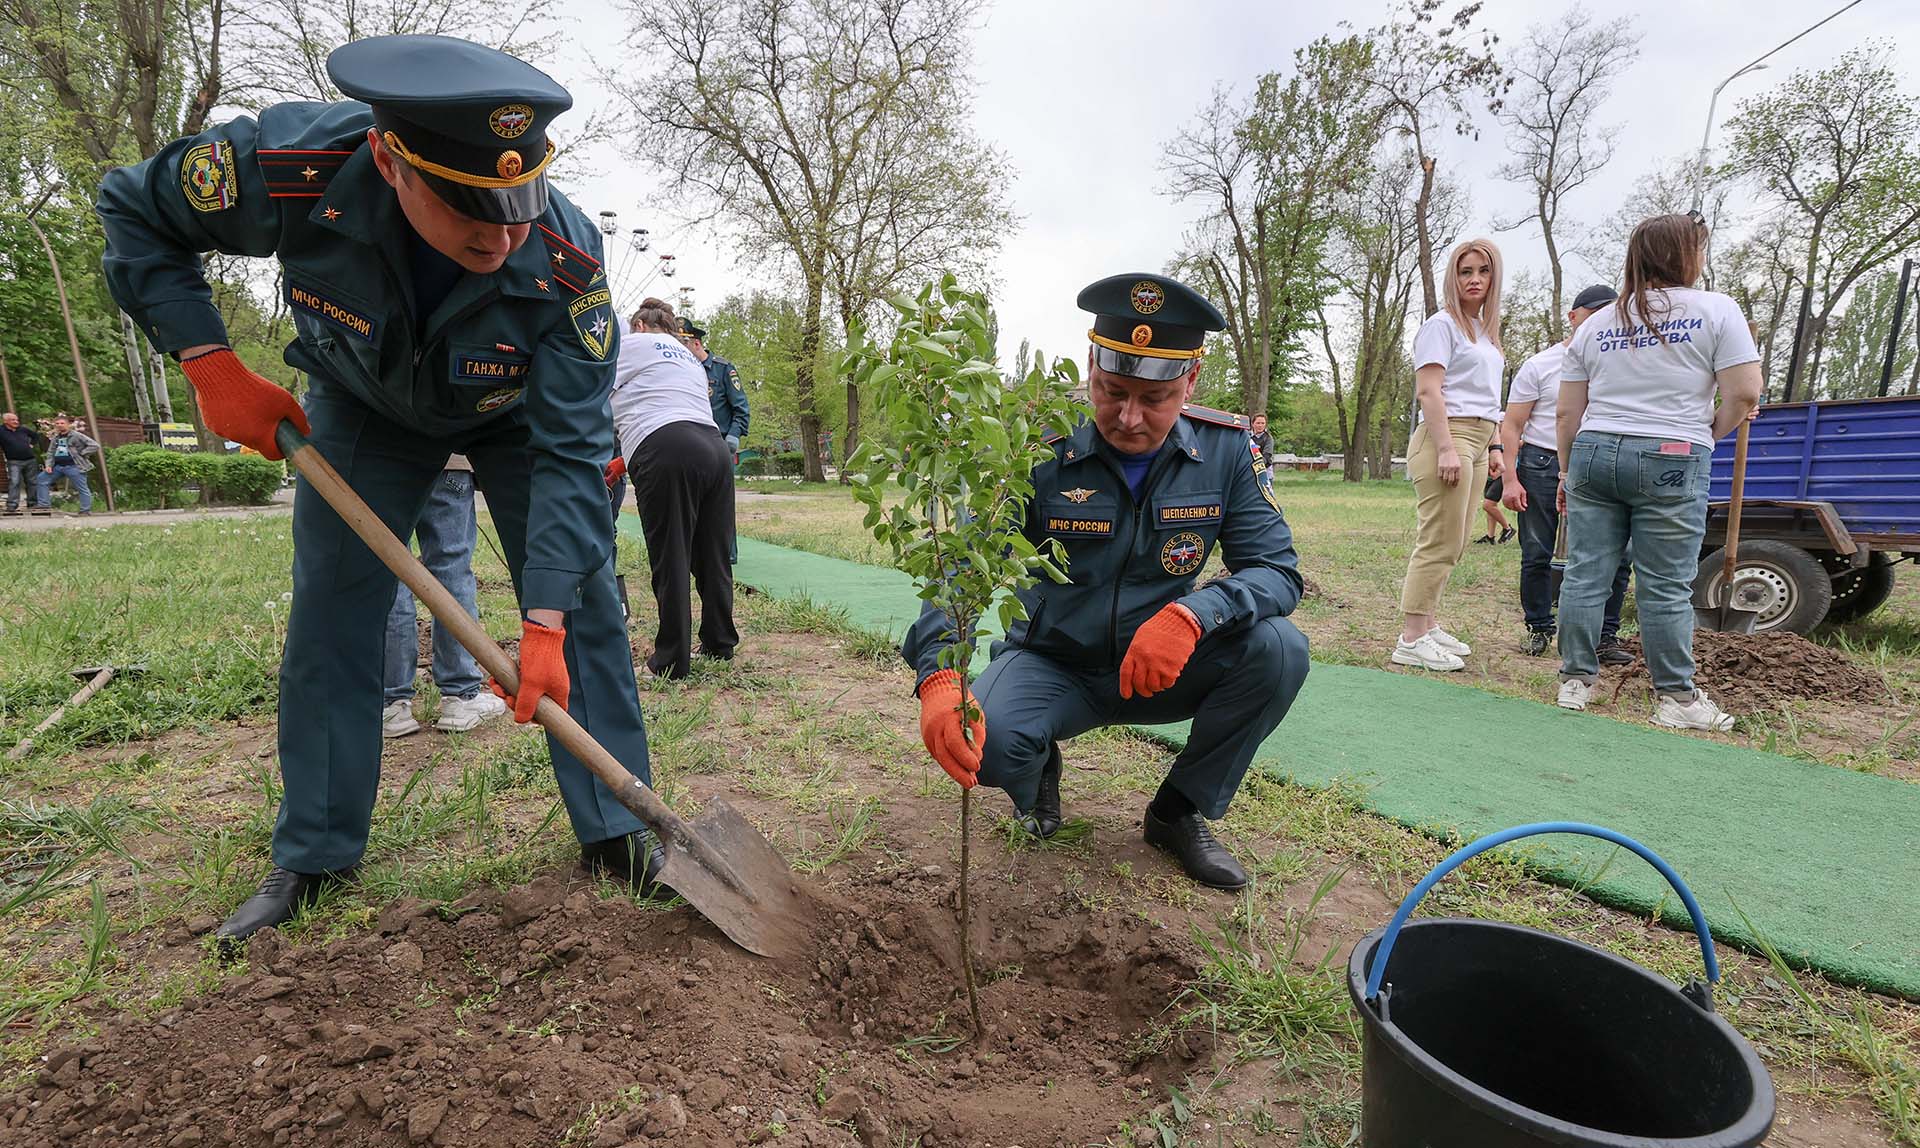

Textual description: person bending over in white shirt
[1553,213,1763,731]
[1393,238,1507,673]
[607,297,740,679]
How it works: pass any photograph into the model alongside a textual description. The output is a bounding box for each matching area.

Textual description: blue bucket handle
[1362,821,1719,1003]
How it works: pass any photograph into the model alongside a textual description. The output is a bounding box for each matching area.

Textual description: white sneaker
[437,690,509,732]
[382,699,421,739]
[1557,679,1593,711]
[1391,633,1466,672]
[1426,626,1472,656]
[1653,689,1736,732]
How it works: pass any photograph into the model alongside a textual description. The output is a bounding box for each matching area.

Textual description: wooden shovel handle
[6,667,116,762]
[273,421,690,844]
[1721,421,1751,597]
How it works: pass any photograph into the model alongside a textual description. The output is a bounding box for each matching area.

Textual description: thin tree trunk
[119,312,154,424]
[840,301,859,485]
[796,274,827,483]
[148,336,173,420]
[1542,189,1565,341]
[1415,152,1439,318]
[1316,307,1351,467]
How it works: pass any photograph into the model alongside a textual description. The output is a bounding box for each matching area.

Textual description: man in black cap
[679,317,748,563]
[901,274,1310,890]
[96,34,663,946]
[1500,283,1634,660]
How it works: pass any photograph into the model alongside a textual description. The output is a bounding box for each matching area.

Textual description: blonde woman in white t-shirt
[1554,213,1763,730]
[1392,238,1506,672]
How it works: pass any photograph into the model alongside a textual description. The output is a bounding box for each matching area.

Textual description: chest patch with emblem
[1161,531,1206,575]
[288,282,377,342]
[1157,500,1222,527]
[456,353,530,382]
[1046,515,1114,538]
[1060,487,1097,504]
[475,387,522,413]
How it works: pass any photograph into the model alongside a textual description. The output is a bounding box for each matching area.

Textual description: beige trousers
[1400,417,1497,616]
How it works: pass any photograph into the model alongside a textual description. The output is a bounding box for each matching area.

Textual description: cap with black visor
[327,35,571,226]
[1077,273,1227,382]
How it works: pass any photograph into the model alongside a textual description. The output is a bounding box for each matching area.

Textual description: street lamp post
[1690,62,1768,212]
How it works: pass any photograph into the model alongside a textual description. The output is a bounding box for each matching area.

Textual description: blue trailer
[1700,395,1920,633]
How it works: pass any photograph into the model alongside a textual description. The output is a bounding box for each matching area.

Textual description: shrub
[214,453,285,505]
[106,443,192,509]
[773,451,804,477]
[739,454,769,477]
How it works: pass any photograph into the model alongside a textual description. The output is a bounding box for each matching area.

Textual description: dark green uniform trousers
[973,616,1310,820]
[273,388,647,873]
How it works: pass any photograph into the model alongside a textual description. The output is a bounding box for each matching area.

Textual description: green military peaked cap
[1077,273,1227,381]
[327,34,572,225]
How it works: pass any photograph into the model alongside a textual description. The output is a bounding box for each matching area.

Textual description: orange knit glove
[179,349,309,460]
[604,456,626,487]
[488,620,569,722]
[916,669,984,789]
[1119,603,1202,700]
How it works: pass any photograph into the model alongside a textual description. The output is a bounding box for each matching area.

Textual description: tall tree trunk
[1541,188,1565,341]
[1909,312,1920,395]
[186,389,223,452]
[795,273,827,483]
[147,335,173,419]
[840,300,858,485]
[119,312,154,423]
[1316,307,1351,467]
[1415,153,1439,318]
[1806,314,1831,398]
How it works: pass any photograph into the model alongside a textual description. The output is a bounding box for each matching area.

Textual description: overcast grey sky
[548,0,1916,367]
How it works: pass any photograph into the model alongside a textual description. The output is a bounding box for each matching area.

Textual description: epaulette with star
[1181,404,1249,430]
[259,149,352,199]
[535,223,605,295]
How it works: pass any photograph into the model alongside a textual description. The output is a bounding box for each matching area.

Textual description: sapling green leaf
[846,274,1081,1038]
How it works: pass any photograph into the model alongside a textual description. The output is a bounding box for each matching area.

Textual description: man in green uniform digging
[96,35,664,947]
[903,274,1310,891]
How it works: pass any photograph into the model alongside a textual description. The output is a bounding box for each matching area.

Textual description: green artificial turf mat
[641,530,1919,999]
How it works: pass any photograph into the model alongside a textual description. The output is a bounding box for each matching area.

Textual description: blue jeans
[1560,431,1711,695]
[1514,442,1630,636]
[39,463,91,510]
[383,469,484,703]
[5,459,35,510]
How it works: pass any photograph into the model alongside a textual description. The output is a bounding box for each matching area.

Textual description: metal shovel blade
[654,798,814,960]
[1695,573,1773,634]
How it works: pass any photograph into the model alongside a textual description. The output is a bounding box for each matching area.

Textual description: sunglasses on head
[1686,208,1710,234]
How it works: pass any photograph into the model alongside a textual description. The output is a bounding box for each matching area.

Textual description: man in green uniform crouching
[904,274,1310,890]
[97,35,663,946]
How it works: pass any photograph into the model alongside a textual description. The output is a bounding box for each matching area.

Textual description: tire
[1823,553,1898,624]
[1693,539,1832,635]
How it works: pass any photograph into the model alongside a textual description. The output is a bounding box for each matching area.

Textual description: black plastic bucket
[1347,822,1774,1147]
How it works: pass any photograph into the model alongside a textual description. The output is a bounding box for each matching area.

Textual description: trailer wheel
[1824,553,1897,624]
[1694,540,1832,635]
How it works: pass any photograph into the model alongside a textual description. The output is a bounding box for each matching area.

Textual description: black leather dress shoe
[582,830,674,899]
[214,866,353,951]
[1144,808,1249,891]
[1017,744,1064,839]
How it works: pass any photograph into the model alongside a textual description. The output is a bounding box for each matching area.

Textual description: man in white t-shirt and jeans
[1500,284,1632,659]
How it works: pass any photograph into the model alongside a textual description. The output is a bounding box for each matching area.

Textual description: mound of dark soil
[1614,630,1885,712]
[1,870,1204,1148]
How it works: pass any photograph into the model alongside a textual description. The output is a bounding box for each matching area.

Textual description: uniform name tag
[288,283,377,342]
[456,354,530,382]
[1158,502,1222,526]
[1046,516,1114,537]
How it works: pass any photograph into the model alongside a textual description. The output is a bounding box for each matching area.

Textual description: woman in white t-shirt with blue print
[1393,238,1507,673]
[1554,213,1763,731]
